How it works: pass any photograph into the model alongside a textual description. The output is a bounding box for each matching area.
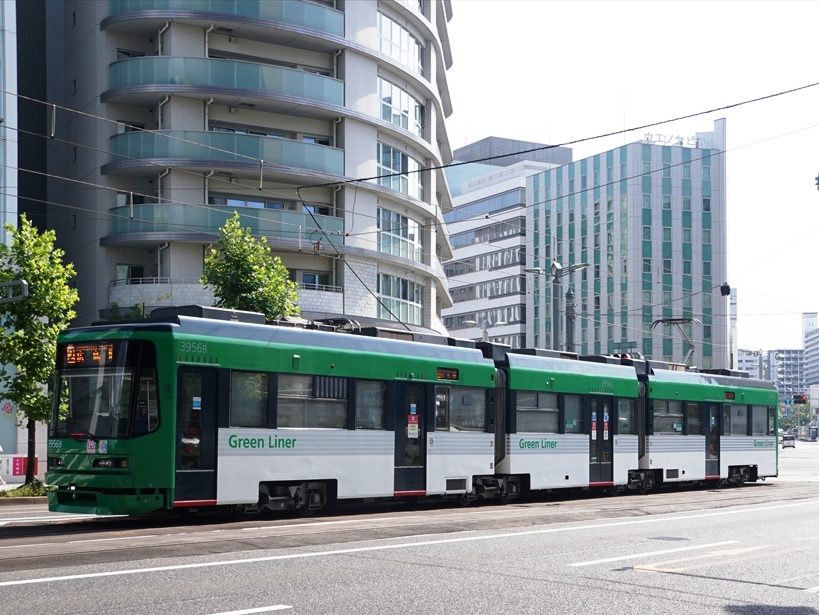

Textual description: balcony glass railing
[108,204,344,242]
[108,0,344,37]
[109,131,344,176]
[108,57,343,107]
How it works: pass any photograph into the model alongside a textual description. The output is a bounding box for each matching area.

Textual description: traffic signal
[793,394,808,405]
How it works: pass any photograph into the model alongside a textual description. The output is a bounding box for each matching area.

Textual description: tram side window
[356,380,386,429]
[618,398,636,435]
[436,386,486,431]
[654,400,684,435]
[564,394,584,434]
[686,402,702,435]
[435,387,449,430]
[230,371,268,428]
[516,391,558,433]
[751,405,768,436]
[767,406,776,435]
[724,404,749,436]
[277,374,347,429]
[133,369,159,435]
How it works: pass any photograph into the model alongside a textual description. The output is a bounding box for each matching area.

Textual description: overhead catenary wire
[7,84,819,341]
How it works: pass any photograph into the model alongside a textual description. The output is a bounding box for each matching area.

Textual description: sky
[444,0,819,352]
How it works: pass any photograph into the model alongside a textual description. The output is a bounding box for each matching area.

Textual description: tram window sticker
[437,367,459,381]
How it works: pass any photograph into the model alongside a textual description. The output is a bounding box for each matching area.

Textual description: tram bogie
[46,306,779,517]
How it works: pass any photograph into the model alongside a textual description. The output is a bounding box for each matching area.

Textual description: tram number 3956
[180,342,208,354]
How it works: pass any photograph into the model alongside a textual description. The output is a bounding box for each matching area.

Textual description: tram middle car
[46,306,778,517]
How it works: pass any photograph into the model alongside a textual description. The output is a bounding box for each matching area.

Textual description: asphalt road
[2,443,819,615]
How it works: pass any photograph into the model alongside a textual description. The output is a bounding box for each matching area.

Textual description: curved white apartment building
[47,0,455,331]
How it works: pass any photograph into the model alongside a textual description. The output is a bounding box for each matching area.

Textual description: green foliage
[0,479,46,497]
[107,301,145,320]
[201,212,299,320]
[780,402,810,430]
[0,215,79,425]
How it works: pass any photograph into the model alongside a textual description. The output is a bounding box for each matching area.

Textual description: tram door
[706,403,720,478]
[589,396,613,483]
[175,368,217,503]
[394,383,426,494]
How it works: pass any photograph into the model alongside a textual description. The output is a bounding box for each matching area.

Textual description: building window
[663,259,671,273]
[377,274,423,325]
[662,195,671,209]
[376,143,424,201]
[302,272,331,289]
[683,228,691,242]
[703,198,711,212]
[117,49,146,61]
[377,12,423,75]
[663,164,671,178]
[642,194,651,209]
[663,291,672,304]
[642,161,650,174]
[683,260,691,274]
[682,164,690,179]
[378,208,422,263]
[662,227,671,241]
[703,229,711,244]
[642,226,651,241]
[642,290,651,303]
[703,261,711,276]
[683,197,691,211]
[620,162,627,178]
[378,77,424,136]
[703,166,711,181]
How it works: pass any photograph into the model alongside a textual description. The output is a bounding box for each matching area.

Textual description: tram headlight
[48,456,64,468]
[92,458,128,469]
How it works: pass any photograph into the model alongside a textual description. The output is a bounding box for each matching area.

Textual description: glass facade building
[526,120,728,368]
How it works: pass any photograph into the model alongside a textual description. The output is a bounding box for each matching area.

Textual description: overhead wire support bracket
[651,317,702,366]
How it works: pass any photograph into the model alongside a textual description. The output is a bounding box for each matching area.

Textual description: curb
[0,496,47,505]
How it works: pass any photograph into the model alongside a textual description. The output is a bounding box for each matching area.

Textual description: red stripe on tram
[394,490,426,497]
[173,499,218,508]
[589,482,614,487]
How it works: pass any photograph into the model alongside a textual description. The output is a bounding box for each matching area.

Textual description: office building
[526,119,729,367]
[442,137,571,347]
[766,348,804,400]
[45,0,456,332]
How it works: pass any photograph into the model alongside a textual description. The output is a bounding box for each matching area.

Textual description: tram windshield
[51,340,158,439]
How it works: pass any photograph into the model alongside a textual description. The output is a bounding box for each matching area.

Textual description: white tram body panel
[498,434,589,489]
[641,436,707,482]
[425,431,495,494]
[216,429,394,505]
[612,434,638,485]
[720,436,777,478]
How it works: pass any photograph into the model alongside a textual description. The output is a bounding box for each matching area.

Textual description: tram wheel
[607,486,622,497]
[455,494,474,507]
[229,504,259,521]
[296,506,319,517]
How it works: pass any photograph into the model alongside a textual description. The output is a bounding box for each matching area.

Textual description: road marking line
[0,514,99,525]
[636,546,809,573]
[568,541,739,567]
[2,498,818,587]
[69,535,157,544]
[208,606,292,615]
[804,586,819,593]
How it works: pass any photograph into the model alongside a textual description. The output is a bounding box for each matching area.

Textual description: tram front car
[47,330,168,515]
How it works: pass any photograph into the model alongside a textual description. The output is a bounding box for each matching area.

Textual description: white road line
[804,586,819,593]
[568,541,739,567]
[208,606,292,615]
[2,498,818,588]
[0,534,158,551]
[0,514,99,525]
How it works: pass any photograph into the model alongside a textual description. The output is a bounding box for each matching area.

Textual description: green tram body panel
[506,353,639,399]
[48,317,495,515]
[647,368,778,405]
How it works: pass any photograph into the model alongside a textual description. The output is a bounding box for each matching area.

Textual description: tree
[0,215,78,483]
[202,212,299,320]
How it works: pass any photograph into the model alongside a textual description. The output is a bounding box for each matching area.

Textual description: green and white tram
[46,306,778,517]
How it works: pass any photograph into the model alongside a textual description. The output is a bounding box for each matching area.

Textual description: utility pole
[565,288,575,352]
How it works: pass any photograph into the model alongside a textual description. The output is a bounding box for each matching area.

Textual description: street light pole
[551,264,561,351]
[565,288,575,352]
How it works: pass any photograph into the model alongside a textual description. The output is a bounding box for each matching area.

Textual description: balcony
[103,131,344,180]
[104,57,343,116]
[297,283,344,314]
[104,0,344,43]
[108,278,214,315]
[107,204,344,245]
